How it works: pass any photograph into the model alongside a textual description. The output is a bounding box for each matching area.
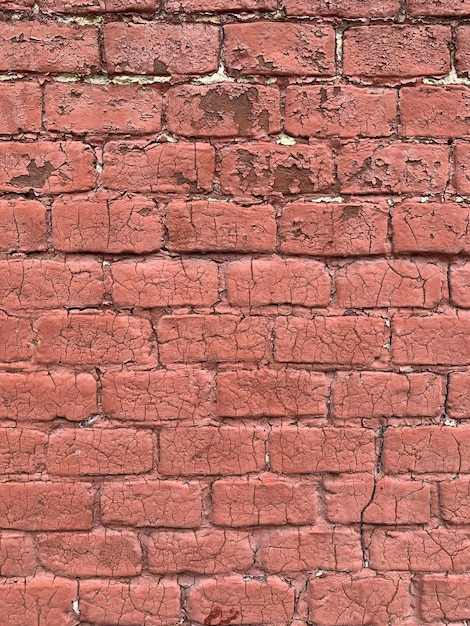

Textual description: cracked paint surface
[2,0,470,624]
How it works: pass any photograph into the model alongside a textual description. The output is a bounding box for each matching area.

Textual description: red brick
[101,479,202,527]
[0,534,36,576]
[0,22,99,73]
[187,576,295,625]
[274,315,387,365]
[256,527,362,573]
[47,428,154,475]
[112,259,219,307]
[368,528,470,571]
[159,425,266,476]
[324,475,374,524]
[440,478,470,522]
[382,426,470,473]
[101,141,215,193]
[393,202,470,254]
[409,0,470,14]
[0,427,46,474]
[0,370,97,422]
[45,83,162,134]
[306,573,412,626]
[285,0,399,16]
[338,141,449,194]
[279,199,389,257]
[456,26,470,75]
[166,0,275,11]
[224,22,335,76]
[212,475,318,526]
[454,143,470,193]
[226,258,331,307]
[0,199,46,253]
[38,0,156,12]
[79,578,180,626]
[332,372,444,420]
[52,194,164,254]
[34,311,157,366]
[286,85,397,138]
[269,426,376,473]
[167,200,276,253]
[393,311,470,366]
[0,482,93,530]
[0,82,41,134]
[147,529,253,574]
[451,263,470,307]
[102,368,215,422]
[400,85,470,138]
[38,530,142,577]
[0,314,34,362]
[343,25,451,80]
[104,22,219,75]
[421,575,470,622]
[0,576,77,626]
[324,476,431,524]
[0,0,33,7]
[158,314,270,364]
[220,142,334,199]
[448,372,470,418]
[0,141,96,193]
[217,369,328,418]
[0,259,103,310]
[335,259,445,308]
[167,84,280,138]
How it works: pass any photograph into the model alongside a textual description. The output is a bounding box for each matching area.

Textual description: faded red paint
[0,0,468,624]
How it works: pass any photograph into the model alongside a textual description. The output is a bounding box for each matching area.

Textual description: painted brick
[187,577,295,625]
[100,479,202,527]
[102,368,215,422]
[224,22,335,76]
[101,141,215,193]
[159,425,266,476]
[274,315,387,365]
[335,259,445,308]
[217,369,329,418]
[383,426,470,473]
[0,200,46,253]
[0,370,97,422]
[393,202,470,254]
[167,200,276,253]
[212,475,319,526]
[111,258,219,307]
[286,85,397,138]
[0,259,103,310]
[0,141,96,193]
[269,426,376,474]
[167,84,280,138]
[52,194,164,254]
[226,257,331,306]
[343,25,451,79]
[34,311,157,366]
[158,314,270,364]
[104,22,220,75]
[279,200,389,257]
[220,142,334,198]
[45,83,162,134]
[285,0,399,16]
[0,22,100,73]
[332,372,444,420]
[338,141,449,194]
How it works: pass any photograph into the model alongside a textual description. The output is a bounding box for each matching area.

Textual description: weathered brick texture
[1,1,468,624]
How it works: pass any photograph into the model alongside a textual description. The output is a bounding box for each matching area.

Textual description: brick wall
[0,0,469,624]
